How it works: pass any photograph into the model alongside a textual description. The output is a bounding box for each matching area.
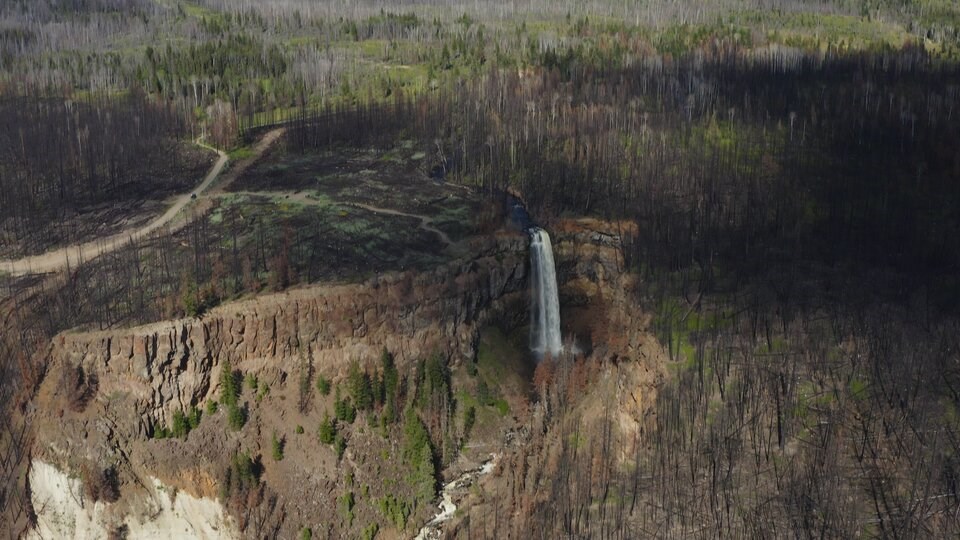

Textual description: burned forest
[2,0,960,538]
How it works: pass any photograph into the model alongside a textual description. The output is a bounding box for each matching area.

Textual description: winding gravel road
[1,142,228,277]
[0,128,451,279]
[1,127,293,278]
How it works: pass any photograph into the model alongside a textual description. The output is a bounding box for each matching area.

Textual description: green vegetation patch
[477,326,529,385]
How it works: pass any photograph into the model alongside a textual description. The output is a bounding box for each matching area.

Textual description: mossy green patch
[229,146,254,161]
[477,326,526,383]
[848,377,868,401]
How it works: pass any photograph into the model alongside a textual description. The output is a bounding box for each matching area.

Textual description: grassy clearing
[228,146,255,161]
[723,10,912,51]
[207,192,447,283]
[212,138,483,283]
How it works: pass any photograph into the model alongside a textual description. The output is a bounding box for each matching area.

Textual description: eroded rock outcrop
[552,218,663,458]
[48,234,529,431]
[553,218,650,356]
[27,219,661,539]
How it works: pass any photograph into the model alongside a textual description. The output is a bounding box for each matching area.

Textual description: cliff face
[553,218,650,358]
[27,460,237,540]
[47,234,529,433]
[552,218,663,460]
[35,218,652,459]
[28,219,661,539]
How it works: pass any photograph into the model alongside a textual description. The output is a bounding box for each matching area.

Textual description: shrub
[224,452,261,494]
[361,523,379,540]
[334,387,356,423]
[271,431,284,461]
[206,400,218,415]
[339,491,355,526]
[371,374,383,407]
[171,410,189,438]
[298,360,313,414]
[422,354,450,405]
[348,360,373,411]
[318,411,336,444]
[181,280,199,317]
[463,406,476,441]
[378,494,411,530]
[381,402,396,431]
[220,366,247,432]
[61,364,98,413]
[300,527,312,540]
[476,379,491,406]
[219,452,263,517]
[188,406,202,430]
[82,464,119,503]
[295,425,304,434]
[334,434,347,461]
[316,374,331,396]
[219,361,240,408]
[227,403,247,431]
[256,382,270,402]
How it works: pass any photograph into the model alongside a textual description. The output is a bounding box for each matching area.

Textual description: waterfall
[529,227,562,359]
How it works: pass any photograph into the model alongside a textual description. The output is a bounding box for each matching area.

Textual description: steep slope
[24,218,664,539]
[27,232,530,537]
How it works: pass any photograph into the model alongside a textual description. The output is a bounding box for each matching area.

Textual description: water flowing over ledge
[529,227,562,359]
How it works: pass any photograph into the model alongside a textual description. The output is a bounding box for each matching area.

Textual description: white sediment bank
[28,460,236,539]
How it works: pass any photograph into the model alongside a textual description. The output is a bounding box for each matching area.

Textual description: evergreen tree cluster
[219,360,247,431]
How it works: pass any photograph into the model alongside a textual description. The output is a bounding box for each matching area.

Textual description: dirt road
[1,130,284,278]
[347,202,454,247]
[1,145,227,277]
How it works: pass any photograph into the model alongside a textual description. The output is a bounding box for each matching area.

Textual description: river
[414,453,499,540]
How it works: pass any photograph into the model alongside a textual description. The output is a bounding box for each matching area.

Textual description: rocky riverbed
[415,454,500,540]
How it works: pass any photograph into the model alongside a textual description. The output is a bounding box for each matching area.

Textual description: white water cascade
[529,227,562,359]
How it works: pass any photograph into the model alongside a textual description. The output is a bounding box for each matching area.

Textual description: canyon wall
[27,219,659,539]
[46,234,529,433]
[553,218,650,358]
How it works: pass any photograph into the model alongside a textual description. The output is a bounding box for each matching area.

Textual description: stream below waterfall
[414,454,499,540]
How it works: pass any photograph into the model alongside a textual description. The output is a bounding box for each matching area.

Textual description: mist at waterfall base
[529,227,563,360]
